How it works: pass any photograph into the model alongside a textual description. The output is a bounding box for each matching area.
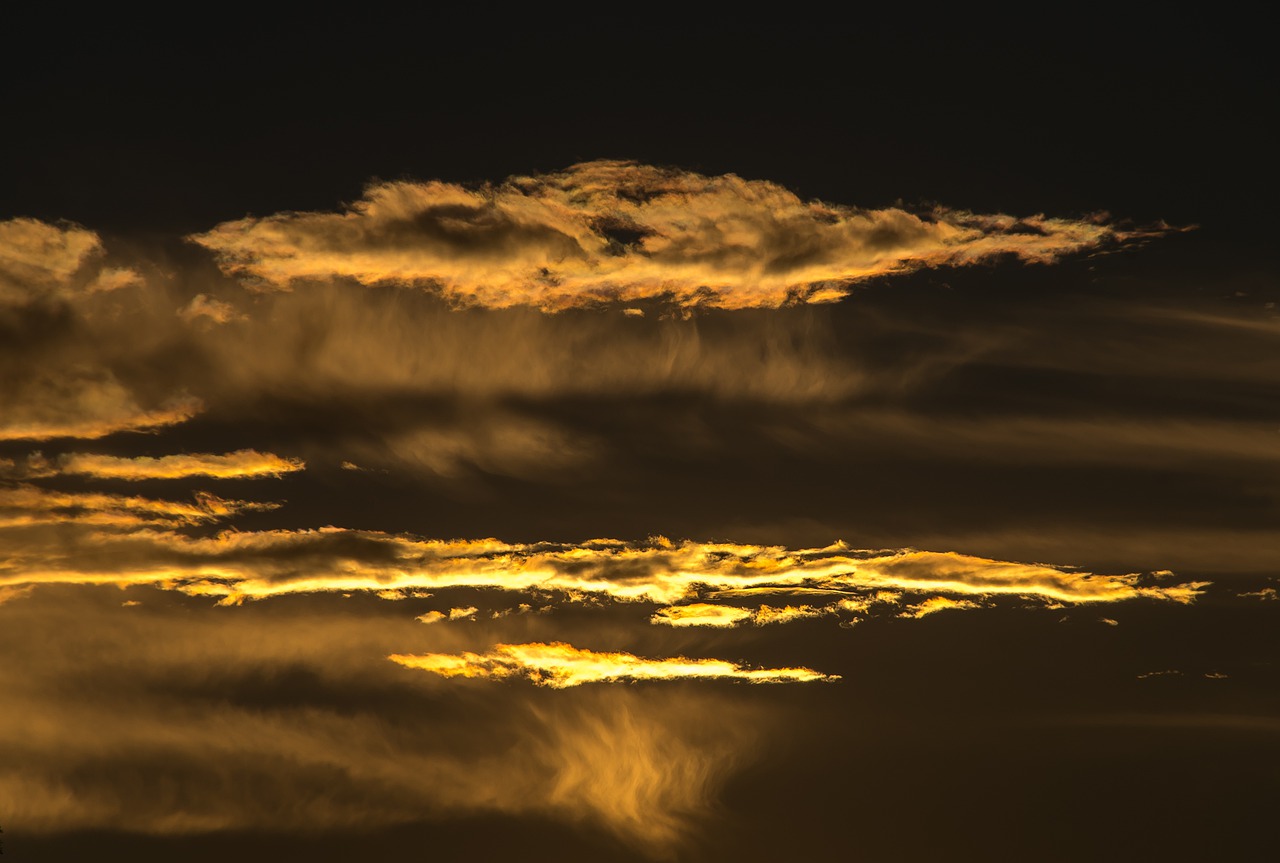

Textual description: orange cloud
[55,449,304,480]
[650,603,753,628]
[0,217,102,303]
[0,528,1207,614]
[0,368,199,442]
[389,642,837,687]
[898,596,982,618]
[650,601,829,627]
[191,161,1133,311]
[0,483,275,529]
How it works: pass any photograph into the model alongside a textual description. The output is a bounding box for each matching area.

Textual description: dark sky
[2,15,1277,862]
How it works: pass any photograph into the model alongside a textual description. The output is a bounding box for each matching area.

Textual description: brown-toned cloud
[0,483,275,529]
[389,641,837,687]
[0,587,768,852]
[191,161,1128,311]
[1,218,104,303]
[0,368,199,442]
[55,449,304,480]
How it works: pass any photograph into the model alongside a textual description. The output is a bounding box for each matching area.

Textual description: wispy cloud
[54,449,304,480]
[651,601,829,627]
[0,483,275,529]
[191,161,1133,311]
[0,368,199,442]
[0,520,1207,611]
[389,641,837,687]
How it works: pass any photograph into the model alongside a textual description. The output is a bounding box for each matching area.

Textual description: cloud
[0,483,275,529]
[650,603,753,628]
[1239,588,1277,601]
[0,367,199,442]
[54,449,304,480]
[750,603,828,625]
[191,161,1132,311]
[0,587,768,851]
[0,525,1207,614]
[650,601,829,627]
[177,293,242,324]
[389,642,837,687]
[898,596,982,618]
[0,218,103,304]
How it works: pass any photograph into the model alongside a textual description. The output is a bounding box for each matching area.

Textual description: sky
[2,17,1277,862]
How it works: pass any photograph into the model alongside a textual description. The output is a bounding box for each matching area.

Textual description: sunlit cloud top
[389,642,837,687]
[53,450,304,481]
[191,160,1134,310]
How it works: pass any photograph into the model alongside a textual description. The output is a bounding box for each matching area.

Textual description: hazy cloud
[0,368,199,442]
[0,218,107,304]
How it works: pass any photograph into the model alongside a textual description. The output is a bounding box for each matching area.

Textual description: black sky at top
[3,15,1273,240]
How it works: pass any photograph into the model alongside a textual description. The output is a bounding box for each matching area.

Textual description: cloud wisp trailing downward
[191,161,1135,311]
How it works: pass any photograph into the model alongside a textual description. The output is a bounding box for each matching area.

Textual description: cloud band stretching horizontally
[191,161,1135,310]
[53,449,305,480]
[389,642,836,687]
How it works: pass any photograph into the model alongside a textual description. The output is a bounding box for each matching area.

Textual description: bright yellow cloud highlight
[0,525,1208,612]
[192,161,1133,311]
[389,642,837,687]
[650,603,753,627]
[0,483,275,528]
[55,449,305,480]
[899,596,981,618]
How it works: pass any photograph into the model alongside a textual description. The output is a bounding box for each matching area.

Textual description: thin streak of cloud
[898,596,982,618]
[0,483,275,528]
[0,527,1207,612]
[389,642,837,687]
[650,603,753,628]
[191,161,1137,311]
[54,449,304,480]
[650,602,829,627]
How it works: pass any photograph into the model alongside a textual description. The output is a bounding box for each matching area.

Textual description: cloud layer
[390,641,836,687]
[192,161,1129,310]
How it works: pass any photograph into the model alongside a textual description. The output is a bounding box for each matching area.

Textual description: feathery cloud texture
[192,161,1130,310]
[389,642,837,687]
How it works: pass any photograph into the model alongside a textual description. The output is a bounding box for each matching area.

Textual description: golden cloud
[389,641,837,687]
[899,596,982,618]
[0,483,275,529]
[0,586,766,851]
[54,449,304,480]
[650,603,753,627]
[191,161,1130,311]
[0,526,1208,613]
[0,368,199,442]
[651,601,829,627]
[0,217,102,303]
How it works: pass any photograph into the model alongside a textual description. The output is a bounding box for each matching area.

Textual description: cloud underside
[192,160,1125,310]
[390,642,835,687]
